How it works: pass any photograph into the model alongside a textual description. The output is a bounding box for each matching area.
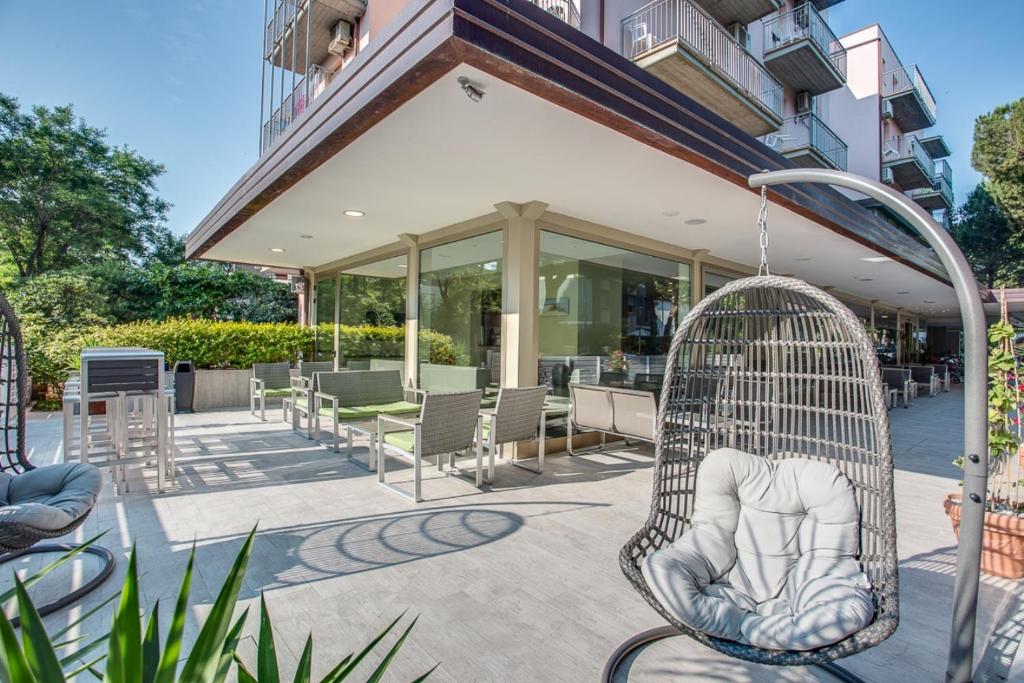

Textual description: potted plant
[944,295,1024,578]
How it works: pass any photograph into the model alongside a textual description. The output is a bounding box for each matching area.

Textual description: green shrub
[25,320,457,397]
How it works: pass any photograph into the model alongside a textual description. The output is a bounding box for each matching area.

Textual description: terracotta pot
[944,494,1024,579]
[87,400,107,416]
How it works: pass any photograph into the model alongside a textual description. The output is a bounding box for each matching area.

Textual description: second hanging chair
[604,274,899,679]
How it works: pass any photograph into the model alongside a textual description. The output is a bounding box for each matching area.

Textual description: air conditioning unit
[726,23,749,50]
[796,91,813,114]
[328,20,353,56]
[881,168,894,184]
[289,275,306,295]
[881,101,894,120]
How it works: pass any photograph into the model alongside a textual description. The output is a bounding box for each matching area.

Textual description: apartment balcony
[933,208,953,231]
[918,134,951,160]
[691,0,782,26]
[770,113,847,170]
[807,0,845,8]
[530,0,581,27]
[907,159,954,211]
[261,65,329,153]
[881,65,937,132]
[762,2,846,95]
[622,0,784,136]
[882,135,933,191]
[264,0,366,73]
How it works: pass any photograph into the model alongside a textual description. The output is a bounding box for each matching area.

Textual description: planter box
[944,494,1024,579]
[193,369,253,411]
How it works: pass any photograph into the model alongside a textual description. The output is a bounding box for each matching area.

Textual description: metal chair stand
[0,543,116,628]
[600,626,865,683]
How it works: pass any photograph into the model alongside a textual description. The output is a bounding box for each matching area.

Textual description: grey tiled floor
[18,387,1023,681]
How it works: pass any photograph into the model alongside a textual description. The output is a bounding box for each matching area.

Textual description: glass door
[314,276,337,364]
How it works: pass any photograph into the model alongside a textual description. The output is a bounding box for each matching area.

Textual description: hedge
[23,319,457,391]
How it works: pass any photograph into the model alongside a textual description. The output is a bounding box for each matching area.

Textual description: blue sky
[1,0,1020,236]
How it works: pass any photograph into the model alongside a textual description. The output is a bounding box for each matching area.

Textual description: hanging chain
[757,184,770,276]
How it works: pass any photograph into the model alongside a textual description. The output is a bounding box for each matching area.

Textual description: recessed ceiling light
[343,209,365,217]
[897,290,909,295]
[398,264,407,268]
[684,218,707,226]
[299,234,313,239]
[269,247,286,253]
[861,256,891,263]
[857,277,873,282]
[661,210,680,217]
[923,300,936,304]
[794,257,813,262]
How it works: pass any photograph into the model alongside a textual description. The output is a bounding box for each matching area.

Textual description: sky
[1,0,1021,237]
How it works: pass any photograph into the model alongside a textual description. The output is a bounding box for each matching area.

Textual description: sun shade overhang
[186,0,948,286]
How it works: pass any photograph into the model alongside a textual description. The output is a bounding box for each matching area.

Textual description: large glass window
[337,255,407,379]
[538,231,690,396]
[313,276,336,362]
[418,232,503,391]
[703,270,736,298]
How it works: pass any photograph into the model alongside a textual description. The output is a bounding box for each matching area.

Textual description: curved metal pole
[749,168,987,683]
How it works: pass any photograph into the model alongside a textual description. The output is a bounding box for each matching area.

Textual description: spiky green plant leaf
[104,547,141,683]
[365,616,419,683]
[293,635,313,683]
[13,576,63,683]
[177,528,256,683]
[214,609,249,683]
[258,594,280,683]
[141,600,160,683]
[154,542,195,683]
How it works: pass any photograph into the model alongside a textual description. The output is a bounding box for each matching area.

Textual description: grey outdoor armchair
[479,385,547,480]
[377,390,483,502]
[250,362,292,421]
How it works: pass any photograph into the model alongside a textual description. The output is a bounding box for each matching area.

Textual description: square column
[400,233,420,389]
[497,201,546,388]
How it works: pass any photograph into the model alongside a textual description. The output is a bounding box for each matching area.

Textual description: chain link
[757,185,770,276]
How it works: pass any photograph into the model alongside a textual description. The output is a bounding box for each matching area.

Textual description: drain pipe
[748,168,988,683]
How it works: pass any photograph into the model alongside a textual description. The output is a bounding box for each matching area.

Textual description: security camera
[458,76,484,103]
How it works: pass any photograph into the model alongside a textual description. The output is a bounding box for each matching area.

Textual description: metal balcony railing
[762,2,846,78]
[621,0,784,120]
[883,134,932,173]
[265,0,300,57]
[261,64,328,153]
[776,113,847,170]
[881,65,937,123]
[530,0,581,28]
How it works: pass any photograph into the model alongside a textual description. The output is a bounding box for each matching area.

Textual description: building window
[313,276,336,362]
[703,269,737,298]
[337,254,407,378]
[418,232,503,391]
[537,230,690,399]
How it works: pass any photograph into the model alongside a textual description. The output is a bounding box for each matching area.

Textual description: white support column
[496,201,546,388]
[400,233,420,390]
[333,276,341,370]
[895,308,903,364]
[690,249,708,307]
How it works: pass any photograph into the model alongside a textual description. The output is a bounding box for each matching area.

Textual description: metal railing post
[748,168,988,683]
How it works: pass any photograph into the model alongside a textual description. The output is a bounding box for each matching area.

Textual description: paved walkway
[19,387,1024,681]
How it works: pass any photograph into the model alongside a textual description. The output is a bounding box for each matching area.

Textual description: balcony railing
[883,134,932,172]
[930,159,954,204]
[261,64,328,153]
[776,113,847,170]
[621,0,783,120]
[265,0,300,57]
[881,65,937,123]
[530,0,581,28]
[762,2,846,78]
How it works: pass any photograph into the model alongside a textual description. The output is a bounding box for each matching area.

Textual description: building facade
[188,0,959,404]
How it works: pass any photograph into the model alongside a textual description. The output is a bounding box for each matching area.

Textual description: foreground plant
[0,528,434,681]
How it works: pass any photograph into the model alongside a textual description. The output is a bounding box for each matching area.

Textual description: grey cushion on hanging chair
[0,463,103,532]
[642,448,874,651]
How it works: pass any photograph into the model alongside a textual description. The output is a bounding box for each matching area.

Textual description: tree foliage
[972,97,1024,229]
[0,93,168,277]
[952,184,1024,288]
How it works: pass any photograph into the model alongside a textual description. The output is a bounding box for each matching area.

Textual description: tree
[0,93,169,277]
[972,97,1024,229]
[952,184,1024,288]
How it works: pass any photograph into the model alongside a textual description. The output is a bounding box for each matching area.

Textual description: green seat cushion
[319,400,421,420]
[261,387,292,397]
[480,397,497,409]
[383,430,415,453]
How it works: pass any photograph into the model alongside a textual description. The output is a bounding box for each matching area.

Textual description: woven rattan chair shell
[619,275,899,666]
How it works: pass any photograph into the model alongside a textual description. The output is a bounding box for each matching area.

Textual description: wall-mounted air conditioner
[881,168,894,184]
[328,20,353,57]
[881,101,894,120]
[796,91,813,114]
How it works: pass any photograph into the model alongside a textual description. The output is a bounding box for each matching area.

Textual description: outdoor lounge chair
[377,390,483,502]
[286,361,334,435]
[880,367,913,408]
[906,365,938,398]
[567,383,656,455]
[312,370,420,468]
[250,362,292,421]
[928,363,951,392]
[0,291,113,624]
[479,385,548,480]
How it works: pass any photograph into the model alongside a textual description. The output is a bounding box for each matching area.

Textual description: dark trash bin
[173,361,195,413]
